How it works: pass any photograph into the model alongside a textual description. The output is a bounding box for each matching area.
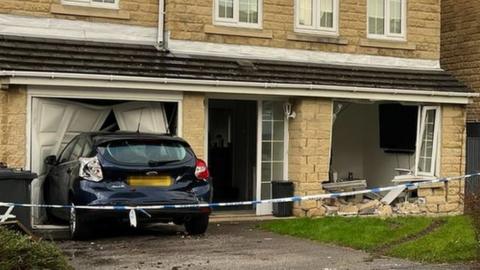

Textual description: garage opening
[30,97,179,226]
[329,101,441,197]
[208,100,257,211]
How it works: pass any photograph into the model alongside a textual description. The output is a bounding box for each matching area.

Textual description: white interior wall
[331,103,415,187]
[331,104,366,180]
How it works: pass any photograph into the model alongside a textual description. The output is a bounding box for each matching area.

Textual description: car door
[46,137,78,219]
[59,136,87,207]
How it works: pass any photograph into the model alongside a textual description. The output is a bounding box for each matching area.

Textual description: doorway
[208,100,257,210]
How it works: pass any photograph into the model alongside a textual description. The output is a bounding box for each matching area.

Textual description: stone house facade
[0,0,475,227]
[441,0,480,123]
[441,0,480,211]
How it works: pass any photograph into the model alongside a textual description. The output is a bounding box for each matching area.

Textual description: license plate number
[128,175,172,187]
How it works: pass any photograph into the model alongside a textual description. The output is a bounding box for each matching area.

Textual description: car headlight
[79,156,104,182]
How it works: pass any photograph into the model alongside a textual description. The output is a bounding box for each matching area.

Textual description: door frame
[26,86,184,228]
[204,94,289,216]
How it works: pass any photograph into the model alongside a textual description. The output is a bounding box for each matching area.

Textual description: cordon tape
[0,172,479,227]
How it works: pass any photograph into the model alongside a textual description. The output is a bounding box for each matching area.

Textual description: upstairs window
[214,0,262,28]
[368,0,406,40]
[295,0,339,35]
[62,0,119,9]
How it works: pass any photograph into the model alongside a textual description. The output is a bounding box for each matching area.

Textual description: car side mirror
[44,155,58,166]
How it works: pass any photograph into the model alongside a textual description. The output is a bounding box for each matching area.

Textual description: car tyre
[185,214,209,235]
[70,207,90,240]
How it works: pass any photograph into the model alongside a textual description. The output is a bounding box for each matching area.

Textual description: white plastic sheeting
[113,102,168,133]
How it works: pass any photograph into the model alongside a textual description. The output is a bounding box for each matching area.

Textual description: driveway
[58,221,469,270]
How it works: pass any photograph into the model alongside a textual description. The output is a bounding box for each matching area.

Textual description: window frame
[367,0,407,41]
[294,0,339,36]
[415,106,441,177]
[213,0,263,29]
[61,0,120,10]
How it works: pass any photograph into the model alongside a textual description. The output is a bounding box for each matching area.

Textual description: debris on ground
[320,196,428,217]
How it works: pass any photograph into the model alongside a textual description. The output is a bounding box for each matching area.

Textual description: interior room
[208,100,257,209]
[330,101,420,189]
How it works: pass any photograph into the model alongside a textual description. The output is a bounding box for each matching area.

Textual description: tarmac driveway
[58,221,469,270]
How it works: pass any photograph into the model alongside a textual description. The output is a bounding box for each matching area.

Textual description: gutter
[0,70,478,100]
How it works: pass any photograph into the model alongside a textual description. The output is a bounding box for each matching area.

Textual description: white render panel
[168,39,441,70]
[0,14,157,44]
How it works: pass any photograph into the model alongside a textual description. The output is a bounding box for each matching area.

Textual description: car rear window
[97,140,192,166]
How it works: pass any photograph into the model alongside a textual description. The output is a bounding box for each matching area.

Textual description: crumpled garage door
[30,98,168,224]
[113,102,168,133]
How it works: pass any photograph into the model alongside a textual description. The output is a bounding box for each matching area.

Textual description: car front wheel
[70,207,90,240]
[184,214,209,235]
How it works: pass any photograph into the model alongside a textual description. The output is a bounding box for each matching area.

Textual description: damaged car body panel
[44,132,212,239]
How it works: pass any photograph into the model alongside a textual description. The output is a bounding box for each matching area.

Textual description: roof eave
[0,70,477,105]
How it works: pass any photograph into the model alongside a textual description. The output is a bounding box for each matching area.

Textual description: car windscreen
[97,140,192,166]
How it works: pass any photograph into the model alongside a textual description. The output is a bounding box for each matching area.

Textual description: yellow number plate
[128,175,172,187]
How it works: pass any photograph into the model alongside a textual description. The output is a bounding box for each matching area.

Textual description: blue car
[44,132,212,239]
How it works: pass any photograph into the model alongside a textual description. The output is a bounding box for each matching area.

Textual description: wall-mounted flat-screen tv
[379,104,418,153]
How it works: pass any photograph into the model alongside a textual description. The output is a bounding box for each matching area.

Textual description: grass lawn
[0,227,72,270]
[261,215,478,264]
[388,216,478,263]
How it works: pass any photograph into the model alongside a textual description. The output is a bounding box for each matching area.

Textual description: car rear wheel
[70,207,90,240]
[184,214,209,235]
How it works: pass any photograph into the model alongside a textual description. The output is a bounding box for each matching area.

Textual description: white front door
[256,101,288,216]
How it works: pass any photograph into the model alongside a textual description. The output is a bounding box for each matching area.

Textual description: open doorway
[208,99,257,210]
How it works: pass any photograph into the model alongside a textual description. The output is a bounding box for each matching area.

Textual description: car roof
[80,132,189,146]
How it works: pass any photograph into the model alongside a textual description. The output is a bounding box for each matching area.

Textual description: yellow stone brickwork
[0,86,27,168]
[166,0,441,60]
[0,0,158,27]
[182,92,205,159]
[418,104,467,214]
[441,0,480,122]
[288,98,332,217]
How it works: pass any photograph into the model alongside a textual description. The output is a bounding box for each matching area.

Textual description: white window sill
[213,21,263,30]
[360,38,416,50]
[51,4,129,20]
[294,27,338,36]
[204,25,273,39]
[287,33,348,45]
[61,2,119,10]
[392,175,441,187]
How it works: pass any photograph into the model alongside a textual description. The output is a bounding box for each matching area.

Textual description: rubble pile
[320,197,427,217]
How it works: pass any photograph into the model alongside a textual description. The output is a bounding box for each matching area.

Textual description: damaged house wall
[289,99,468,217]
[331,103,415,188]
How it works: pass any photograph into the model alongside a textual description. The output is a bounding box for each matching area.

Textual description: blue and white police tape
[1,173,479,227]
[0,172,478,211]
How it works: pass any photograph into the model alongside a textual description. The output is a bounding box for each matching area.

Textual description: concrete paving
[57,221,471,270]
